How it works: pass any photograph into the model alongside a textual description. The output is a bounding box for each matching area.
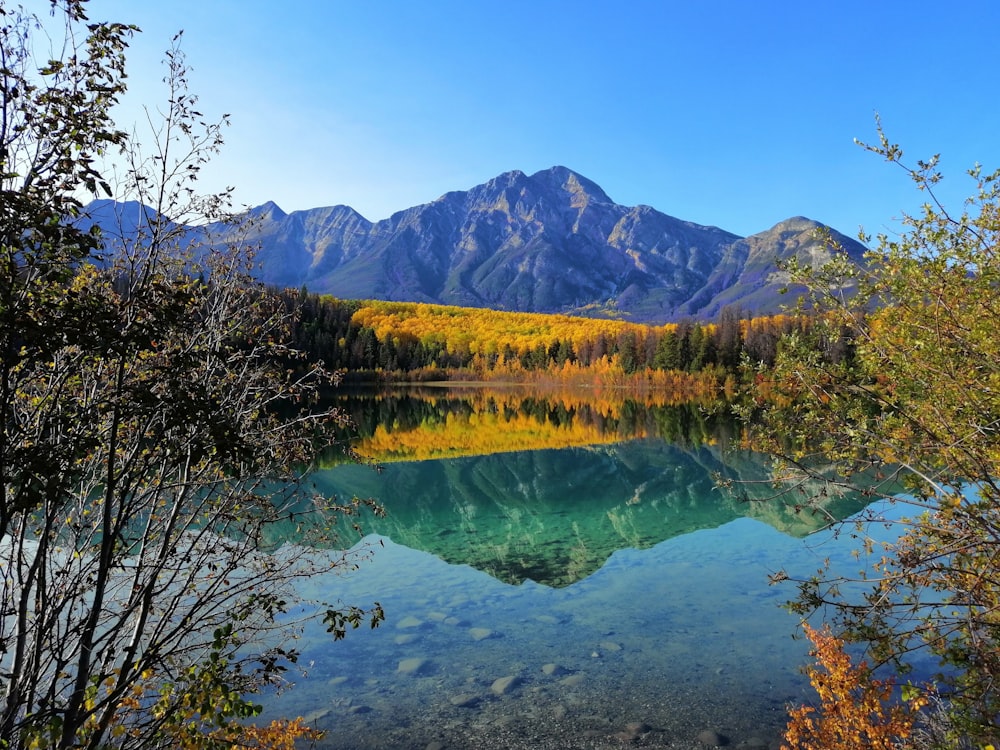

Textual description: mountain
[88,167,868,322]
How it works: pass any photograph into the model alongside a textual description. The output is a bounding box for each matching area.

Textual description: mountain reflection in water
[278,387,870,587]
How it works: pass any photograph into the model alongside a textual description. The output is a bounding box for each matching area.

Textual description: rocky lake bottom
[258,517,846,749]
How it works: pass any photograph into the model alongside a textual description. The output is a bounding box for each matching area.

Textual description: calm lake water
[258,387,880,749]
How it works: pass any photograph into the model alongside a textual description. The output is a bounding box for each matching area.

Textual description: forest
[277,290,854,392]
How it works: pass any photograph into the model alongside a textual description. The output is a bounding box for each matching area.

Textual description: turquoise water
[255,422,884,749]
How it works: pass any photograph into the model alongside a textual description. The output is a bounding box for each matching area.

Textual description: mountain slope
[677,216,866,318]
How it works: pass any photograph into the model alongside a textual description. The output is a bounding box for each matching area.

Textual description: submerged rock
[559,673,585,687]
[696,728,729,746]
[301,707,330,723]
[469,627,494,641]
[490,675,522,695]
[397,657,430,676]
[541,663,570,676]
[614,720,653,742]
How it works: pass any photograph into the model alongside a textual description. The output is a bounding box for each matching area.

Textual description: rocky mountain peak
[759,215,829,239]
[530,166,613,205]
[247,200,286,221]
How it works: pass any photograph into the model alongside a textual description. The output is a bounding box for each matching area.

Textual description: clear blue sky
[88,0,999,239]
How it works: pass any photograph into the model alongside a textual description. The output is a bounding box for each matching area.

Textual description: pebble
[490,675,521,695]
[541,663,570,676]
[396,615,424,629]
[599,640,623,652]
[394,634,419,645]
[559,673,585,687]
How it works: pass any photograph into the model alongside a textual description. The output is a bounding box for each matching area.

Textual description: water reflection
[327,384,733,463]
[287,388,870,587]
[302,440,867,588]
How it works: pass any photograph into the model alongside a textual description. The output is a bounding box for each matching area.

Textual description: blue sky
[88,0,999,239]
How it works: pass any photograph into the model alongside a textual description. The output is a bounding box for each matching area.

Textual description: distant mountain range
[86,166,868,323]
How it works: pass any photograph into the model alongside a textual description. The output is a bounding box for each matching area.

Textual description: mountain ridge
[87,166,868,323]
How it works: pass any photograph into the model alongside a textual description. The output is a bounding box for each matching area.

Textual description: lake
[257,386,878,749]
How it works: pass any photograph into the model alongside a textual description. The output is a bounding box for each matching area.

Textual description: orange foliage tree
[783,624,927,750]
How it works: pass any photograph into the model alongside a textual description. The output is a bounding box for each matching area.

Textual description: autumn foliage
[783,624,927,750]
[282,292,819,391]
[171,718,322,750]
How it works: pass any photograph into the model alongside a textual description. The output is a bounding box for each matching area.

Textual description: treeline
[276,289,849,382]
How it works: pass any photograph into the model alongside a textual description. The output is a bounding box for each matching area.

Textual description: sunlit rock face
[89,169,866,323]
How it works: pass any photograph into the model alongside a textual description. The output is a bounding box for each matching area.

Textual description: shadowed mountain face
[86,167,868,322]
